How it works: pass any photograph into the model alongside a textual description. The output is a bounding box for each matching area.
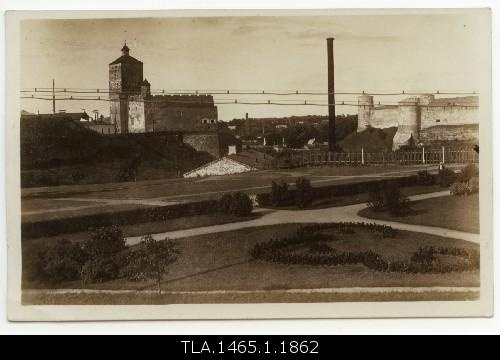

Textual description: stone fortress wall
[357,94,479,150]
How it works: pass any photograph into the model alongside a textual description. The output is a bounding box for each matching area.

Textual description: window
[211,119,216,124]
[202,118,209,124]
[436,119,441,123]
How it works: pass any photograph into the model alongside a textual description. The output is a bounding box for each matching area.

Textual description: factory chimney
[327,37,336,151]
[245,113,250,137]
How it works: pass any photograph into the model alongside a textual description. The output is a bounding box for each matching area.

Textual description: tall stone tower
[357,95,374,132]
[109,43,144,133]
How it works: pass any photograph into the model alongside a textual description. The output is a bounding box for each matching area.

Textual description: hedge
[22,199,220,239]
[256,174,428,207]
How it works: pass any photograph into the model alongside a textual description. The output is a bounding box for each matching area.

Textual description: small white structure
[183,157,257,178]
[228,145,237,155]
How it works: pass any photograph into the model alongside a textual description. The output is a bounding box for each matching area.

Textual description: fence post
[361,147,365,165]
[422,147,425,164]
[442,146,445,164]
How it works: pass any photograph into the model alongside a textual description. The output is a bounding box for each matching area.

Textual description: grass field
[358,193,479,234]
[23,224,480,297]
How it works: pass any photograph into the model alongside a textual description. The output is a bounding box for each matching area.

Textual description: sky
[20,11,490,121]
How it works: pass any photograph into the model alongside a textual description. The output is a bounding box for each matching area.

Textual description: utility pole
[52,79,56,114]
[327,37,336,152]
[245,112,250,137]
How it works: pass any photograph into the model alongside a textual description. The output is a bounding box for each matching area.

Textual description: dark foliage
[458,164,479,182]
[437,168,458,187]
[269,181,294,207]
[367,181,411,216]
[294,177,314,209]
[34,239,87,283]
[416,170,435,186]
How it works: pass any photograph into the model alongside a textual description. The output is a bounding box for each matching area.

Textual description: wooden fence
[296,148,478,167]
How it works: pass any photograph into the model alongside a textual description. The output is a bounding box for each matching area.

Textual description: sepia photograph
[5,9,493,321]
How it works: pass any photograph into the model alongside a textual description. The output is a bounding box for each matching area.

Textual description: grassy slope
[21,117,214,187]
[339,127,397,152]
[359,193,479,234]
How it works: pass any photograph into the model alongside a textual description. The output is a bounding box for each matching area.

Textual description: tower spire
[121,42,130,56]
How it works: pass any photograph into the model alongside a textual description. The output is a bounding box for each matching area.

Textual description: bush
[81,256,124,284]
[367,181,411,216]
[450,176,479,196]
[229,192,253,217]
[295,177,314,209]
[416,170,435,186]
[437,168,458,187]
[35,239,87,283]
[80,226,127,283]
[459,164,479,182]
[83,226,126,259]
[218,193,234,213]
[269,181,294,207]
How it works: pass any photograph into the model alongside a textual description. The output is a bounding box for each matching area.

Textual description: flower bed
[251,222,479,274]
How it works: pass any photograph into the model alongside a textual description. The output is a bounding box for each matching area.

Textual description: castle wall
[150,102,218,133]
[183,133,221,158]
[372,107,399,128]
[420,106,478,129]
[420,124,479,142]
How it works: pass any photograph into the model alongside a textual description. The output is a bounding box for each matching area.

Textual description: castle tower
[141,79,151,98]
[392,97,421,150]
[109,43,144,133]
[357,95,374,132]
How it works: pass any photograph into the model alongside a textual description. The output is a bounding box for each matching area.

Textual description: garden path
[126,190,480,246]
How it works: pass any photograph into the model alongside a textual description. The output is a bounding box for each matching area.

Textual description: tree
[129,235,179,294]
[295,177,314,209]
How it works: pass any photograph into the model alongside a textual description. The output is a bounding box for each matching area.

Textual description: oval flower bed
[251,222,479,274]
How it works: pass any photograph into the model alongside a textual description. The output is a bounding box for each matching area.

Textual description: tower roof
[109,43,143,65]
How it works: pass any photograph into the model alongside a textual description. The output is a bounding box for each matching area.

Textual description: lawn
[358,193,479,234]
[23,223,480,302]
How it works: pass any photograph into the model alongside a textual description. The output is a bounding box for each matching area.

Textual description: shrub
[384,182,411,216]
[80,226,127,283]
[83,226,126,259]
[256,193,271,207]
[367,181,411,216]
[366,183,385,212]
[218,193,234,213]
[309,243,335,254]
[459,164,479,182]
[35,239,87,283]
[450,176,479,196]
[416,170,435,186]
[81,256,123,284]
[269,181,294,207]
[229,192,253,217]
[437,168,458,187]
[295,177,314,209]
